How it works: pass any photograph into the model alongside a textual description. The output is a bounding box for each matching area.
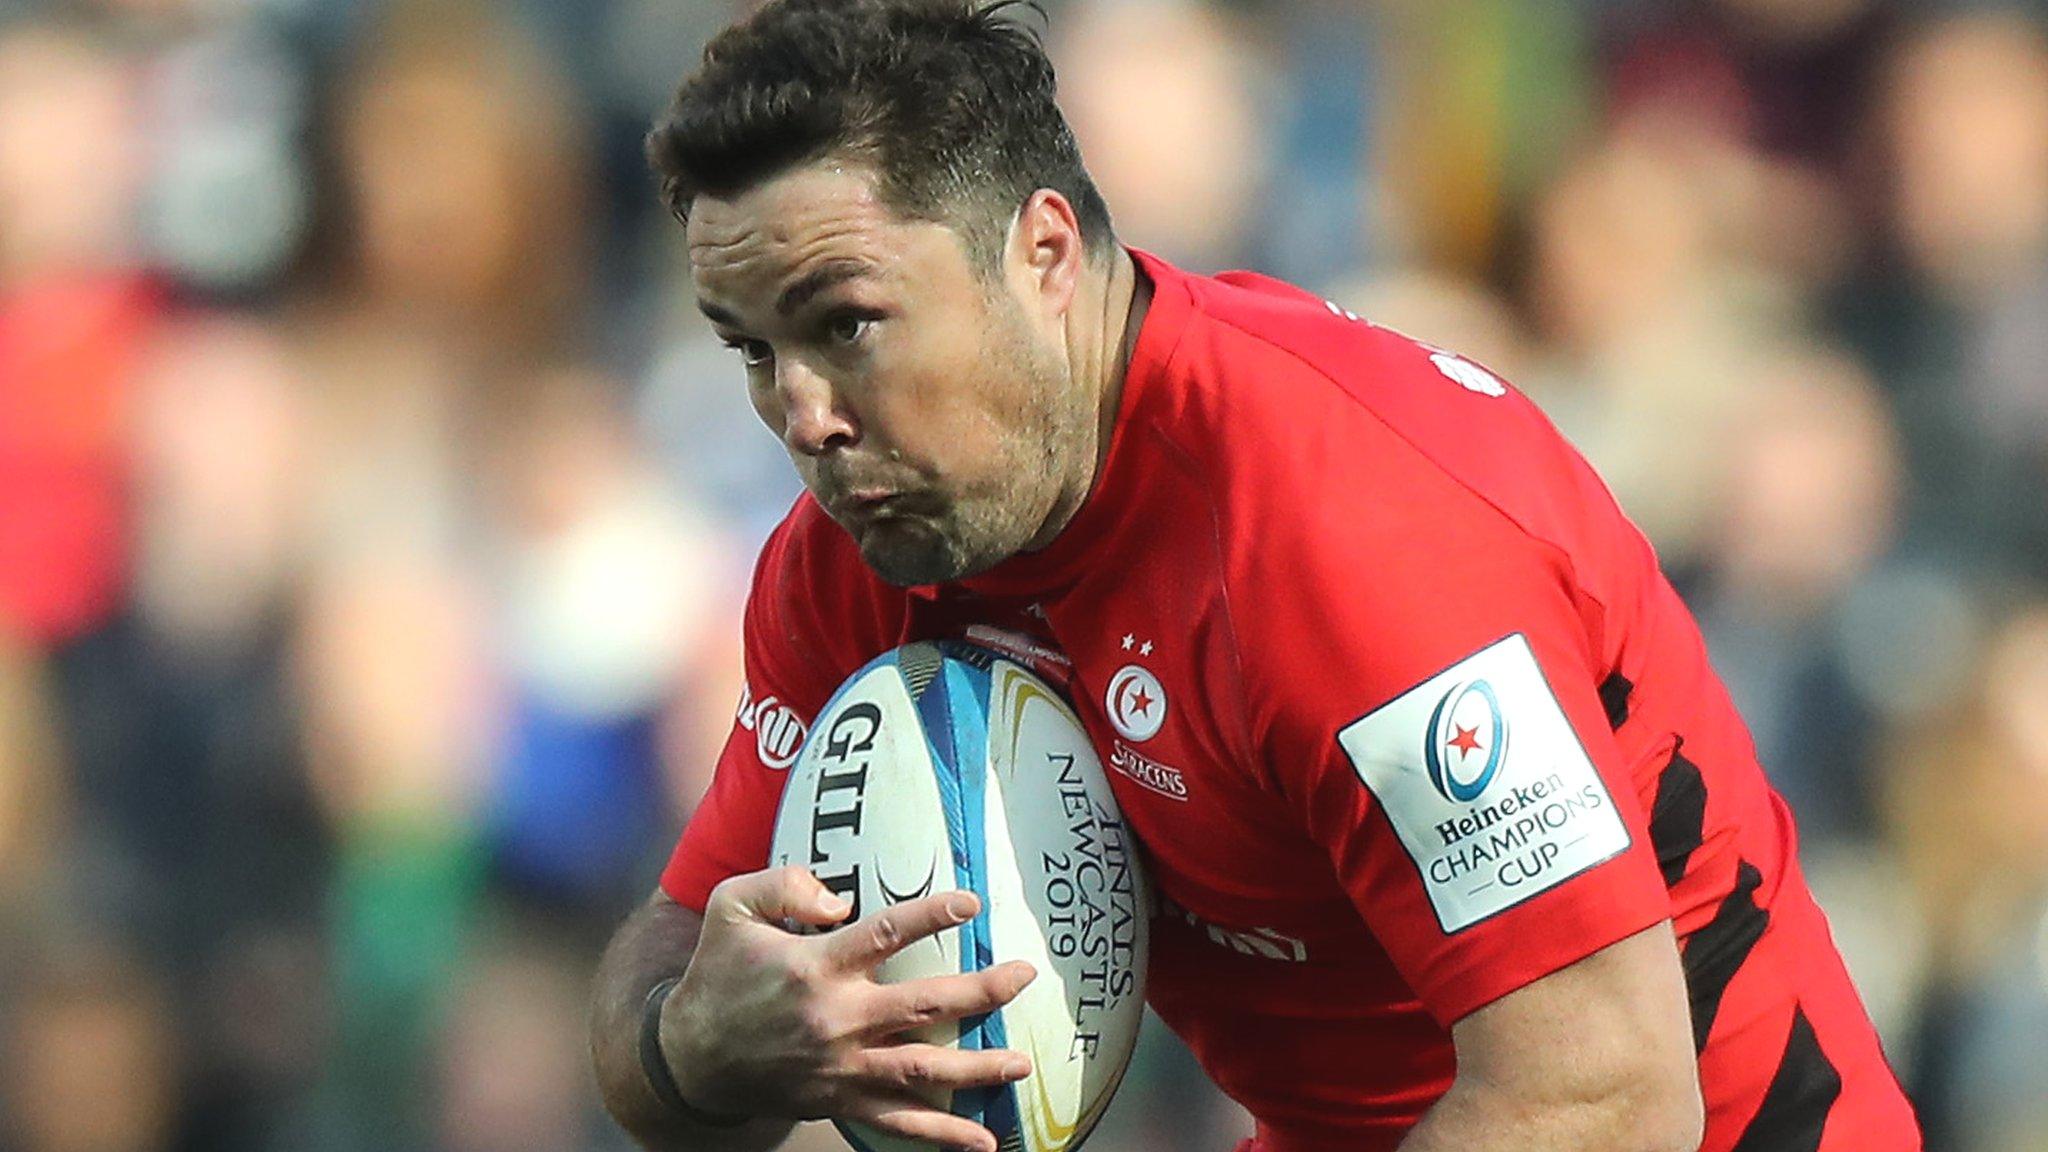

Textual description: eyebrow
[697,259,879,330]
[776,260,877,315]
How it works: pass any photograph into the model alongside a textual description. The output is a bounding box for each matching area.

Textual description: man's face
[688,163,1080,586]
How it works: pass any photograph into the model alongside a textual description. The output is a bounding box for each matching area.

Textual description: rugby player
[590,2,1922,1150]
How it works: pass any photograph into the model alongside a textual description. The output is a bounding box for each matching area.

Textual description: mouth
[830,488,911,522]
[830,485,945,528]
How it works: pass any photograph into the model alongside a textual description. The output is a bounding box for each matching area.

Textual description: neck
[1097,247,1152,465]
[1025,246,1152,551]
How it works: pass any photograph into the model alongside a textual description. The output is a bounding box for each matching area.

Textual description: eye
[825,313,874,346]
[721,337,773,369]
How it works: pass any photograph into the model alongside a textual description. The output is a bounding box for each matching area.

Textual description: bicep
[1448,920,1700,1126]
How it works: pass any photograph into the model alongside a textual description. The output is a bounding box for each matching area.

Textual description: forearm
[590,892,795,1152]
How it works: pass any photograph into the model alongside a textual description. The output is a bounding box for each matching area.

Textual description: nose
[775,359,858,457]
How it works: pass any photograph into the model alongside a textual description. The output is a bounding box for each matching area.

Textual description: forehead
[687,164,918,291]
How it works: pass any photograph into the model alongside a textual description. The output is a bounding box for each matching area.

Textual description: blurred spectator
[479,365,744,929]
[1690,347,1902,840]
[1376,0,1596,277]
[2,946,182,1152]
[1603,0,1894,187]
[1882,10,2048,305]
[1521,118,1788,572]
[0,19,155,648]
[430,933,606,1152]
[1834,9,2048,573]
[132,6,315,296]
[130,314,311,668]
[320,0,594,363]
[1054,0,1269,271]
[295,549,493,1151]
[1881,602,2048,1151]
[1,25,329,1152]
[0,631,63,915]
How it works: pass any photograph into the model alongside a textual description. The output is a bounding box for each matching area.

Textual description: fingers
[709,865,855,930]
[858,1043,1034,1094]
[823,890,980,973]
[860,961,1038,1038]
[842,1094,1001,1152]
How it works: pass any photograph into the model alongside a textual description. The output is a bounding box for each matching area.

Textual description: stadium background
[3,0,2047,1148]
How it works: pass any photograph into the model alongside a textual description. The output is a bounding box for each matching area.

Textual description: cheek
[865,304,1051,471]
[871,375,1010,469]
[746,378,785,436]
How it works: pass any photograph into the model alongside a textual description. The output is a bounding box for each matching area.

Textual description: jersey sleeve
[1250,356,1671,1027]
[659,516,847,912]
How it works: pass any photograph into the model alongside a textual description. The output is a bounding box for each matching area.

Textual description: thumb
[714,865,855,931]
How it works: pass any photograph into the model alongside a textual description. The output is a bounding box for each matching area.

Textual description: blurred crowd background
[3,0,2047,1149]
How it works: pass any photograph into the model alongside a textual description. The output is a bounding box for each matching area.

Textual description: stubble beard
[859,343,1082,588]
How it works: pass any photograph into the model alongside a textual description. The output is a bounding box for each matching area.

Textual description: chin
[856,519,994,587]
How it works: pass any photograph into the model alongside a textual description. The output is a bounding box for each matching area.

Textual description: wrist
[641,976,748,1128]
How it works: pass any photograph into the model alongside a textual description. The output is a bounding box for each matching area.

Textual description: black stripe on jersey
[1681,860,1768,1054]
[1650,742,1708,888]
[1599,670,1634,729]
[1729,1008,1842,1152]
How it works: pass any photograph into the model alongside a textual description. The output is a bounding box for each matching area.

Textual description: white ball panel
[985,663,1149,1152]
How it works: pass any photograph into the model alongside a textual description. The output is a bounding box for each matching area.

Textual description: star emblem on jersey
[1106,664,1167,743]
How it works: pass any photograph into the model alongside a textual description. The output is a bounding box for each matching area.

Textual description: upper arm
[1242,354,1674,1024]
[1449,920,1701,1140]
[1257,523,1672,1023]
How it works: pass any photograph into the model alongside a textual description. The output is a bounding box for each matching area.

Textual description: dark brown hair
[646,0,1114,269]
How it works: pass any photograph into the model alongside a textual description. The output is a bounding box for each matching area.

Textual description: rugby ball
[768,641,1149,1152]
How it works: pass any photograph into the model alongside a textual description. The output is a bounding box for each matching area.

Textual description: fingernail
[1004,1056,1031,1079]
[819,893,850,916]
[945,893,976,920]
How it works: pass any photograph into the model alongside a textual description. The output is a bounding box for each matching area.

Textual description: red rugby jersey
[663,251,1919,1152]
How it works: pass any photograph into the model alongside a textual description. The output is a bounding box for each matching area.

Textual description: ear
[1009,189,1086,320]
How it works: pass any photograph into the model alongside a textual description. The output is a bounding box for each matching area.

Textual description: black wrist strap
[639,977,747,1128]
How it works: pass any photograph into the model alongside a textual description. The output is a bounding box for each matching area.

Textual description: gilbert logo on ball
[768,641,1150,1152]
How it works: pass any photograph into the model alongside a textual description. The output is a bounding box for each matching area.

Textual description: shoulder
[1181,271,1587,518]
[1154,273,1625,701]
[1154,268,1604,571]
